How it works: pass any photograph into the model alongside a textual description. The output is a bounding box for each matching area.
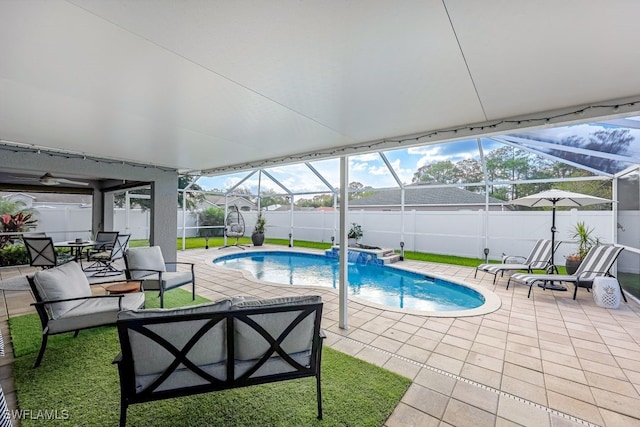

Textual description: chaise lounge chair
[475,239,559,285]
[507,244,625,299]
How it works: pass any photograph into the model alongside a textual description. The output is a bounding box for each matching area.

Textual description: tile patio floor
[1,246,639,426]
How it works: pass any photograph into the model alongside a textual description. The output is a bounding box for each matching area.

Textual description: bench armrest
[125,268,164,281]
[112,353,123,365]
[164,262,194,267]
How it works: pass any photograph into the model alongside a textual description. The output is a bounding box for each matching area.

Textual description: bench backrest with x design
[114,296,324,427]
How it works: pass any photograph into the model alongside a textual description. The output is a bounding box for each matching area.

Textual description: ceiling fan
[37,172,89,186]
[5,172,90,186]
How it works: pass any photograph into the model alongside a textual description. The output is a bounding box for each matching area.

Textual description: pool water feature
[213,251,486,312]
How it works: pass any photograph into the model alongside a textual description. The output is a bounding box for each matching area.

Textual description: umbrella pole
[551,204,556,266]
[542,201,567,291]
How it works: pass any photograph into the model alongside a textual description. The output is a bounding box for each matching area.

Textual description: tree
[259,188,289,210]
[412,161,458,184]
[197,206,225,237]
[0,199,21,215]
[297,194,334,208]
[178,176,206,210]
[560,128,633,174]
[114,176,205,210]
[455,158,484,192]
[348,182,374,200]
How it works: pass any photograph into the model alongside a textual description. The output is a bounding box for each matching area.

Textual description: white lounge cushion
[48,292,145,334]
[125,246,166,280]
[31,262,91,319]
[118,299,233,377]
[232,296,322,361]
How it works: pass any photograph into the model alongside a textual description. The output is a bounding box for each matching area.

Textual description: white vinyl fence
[258,209,618,263]
[27,205,629,264]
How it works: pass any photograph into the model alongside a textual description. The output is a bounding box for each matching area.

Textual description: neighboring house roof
[348,187,506,207]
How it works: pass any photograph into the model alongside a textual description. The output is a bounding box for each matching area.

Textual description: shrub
[198,206,225,237]
[0,244,28,267]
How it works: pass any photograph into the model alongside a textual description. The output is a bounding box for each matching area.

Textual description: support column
[150,173,179,264]
[339,156,349,330]
[102,192,115,231]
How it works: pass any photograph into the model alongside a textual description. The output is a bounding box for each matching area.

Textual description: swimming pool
[213,251,487,312]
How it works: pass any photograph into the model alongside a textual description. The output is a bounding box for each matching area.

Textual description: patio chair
[507,244,626,299]
[23,232,47,238]
[219,206,249,250]
[474,239,560,285]
[27,261,145,367]
[24,236,74,269]
[85,233,130,277]
[124,246,195,308]
[87,231,119,255]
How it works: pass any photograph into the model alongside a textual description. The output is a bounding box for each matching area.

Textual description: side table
[105,282,141,295]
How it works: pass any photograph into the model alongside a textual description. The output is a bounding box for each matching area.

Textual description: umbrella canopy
[509,189,611,208]
[509,189,612,267]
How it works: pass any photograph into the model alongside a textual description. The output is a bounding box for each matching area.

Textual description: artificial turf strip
[10,290,411,426]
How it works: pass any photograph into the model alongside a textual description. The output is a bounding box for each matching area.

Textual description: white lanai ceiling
[1,0,640,175]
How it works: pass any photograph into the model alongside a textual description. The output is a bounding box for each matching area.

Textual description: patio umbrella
[509,189,612,267]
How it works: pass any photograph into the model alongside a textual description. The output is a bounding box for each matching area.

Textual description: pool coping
[209,246,502,318]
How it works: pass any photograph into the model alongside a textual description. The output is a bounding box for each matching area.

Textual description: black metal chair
[27,261,145,367]
[24,237,73,269]
[124,246,195,308]
[85,233,130,276]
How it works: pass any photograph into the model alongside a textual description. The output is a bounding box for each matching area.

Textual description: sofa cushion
[231,296,321,361]
[31,262,91,319]
[48,292,144,334]
[125,246,166,280]
[136,271,193,291]
[118,299,232,376]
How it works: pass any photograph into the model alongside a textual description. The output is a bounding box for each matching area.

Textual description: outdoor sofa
[114,295,325,426]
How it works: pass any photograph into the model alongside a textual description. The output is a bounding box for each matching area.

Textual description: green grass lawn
[133,236,485,266]
[9,290,410,427]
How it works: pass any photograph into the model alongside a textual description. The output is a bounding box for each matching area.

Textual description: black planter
[251,232,265,246]
[565,258,581,275]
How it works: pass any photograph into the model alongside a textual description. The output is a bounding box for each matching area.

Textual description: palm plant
[567,221,599,261]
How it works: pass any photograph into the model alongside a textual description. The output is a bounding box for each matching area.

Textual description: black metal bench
[114,296,324,426]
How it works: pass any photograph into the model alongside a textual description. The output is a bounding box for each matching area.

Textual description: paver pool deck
[1,245,639,426]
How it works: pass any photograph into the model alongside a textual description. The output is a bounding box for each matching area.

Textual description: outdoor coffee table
[105,282,141,295]
[54,240,96,262]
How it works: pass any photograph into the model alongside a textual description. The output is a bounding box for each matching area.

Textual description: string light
[203,100,640,175]
[1,100,638,176]
[0,142,176,172]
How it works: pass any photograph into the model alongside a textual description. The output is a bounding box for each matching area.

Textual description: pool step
[379,251,401,265]
[325,246,401,265]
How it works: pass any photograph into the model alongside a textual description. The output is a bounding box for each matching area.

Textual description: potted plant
[347,223,363,246]
[565,221,599,274]
[251,213,266,246]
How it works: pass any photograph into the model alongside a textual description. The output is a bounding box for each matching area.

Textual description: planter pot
[565,258,581,275]
[251,232,265,247]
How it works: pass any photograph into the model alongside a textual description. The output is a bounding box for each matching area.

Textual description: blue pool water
[214,251,484,311]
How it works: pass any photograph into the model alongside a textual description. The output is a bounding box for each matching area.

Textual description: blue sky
[195,138,501,195]
[194,120,640,196]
